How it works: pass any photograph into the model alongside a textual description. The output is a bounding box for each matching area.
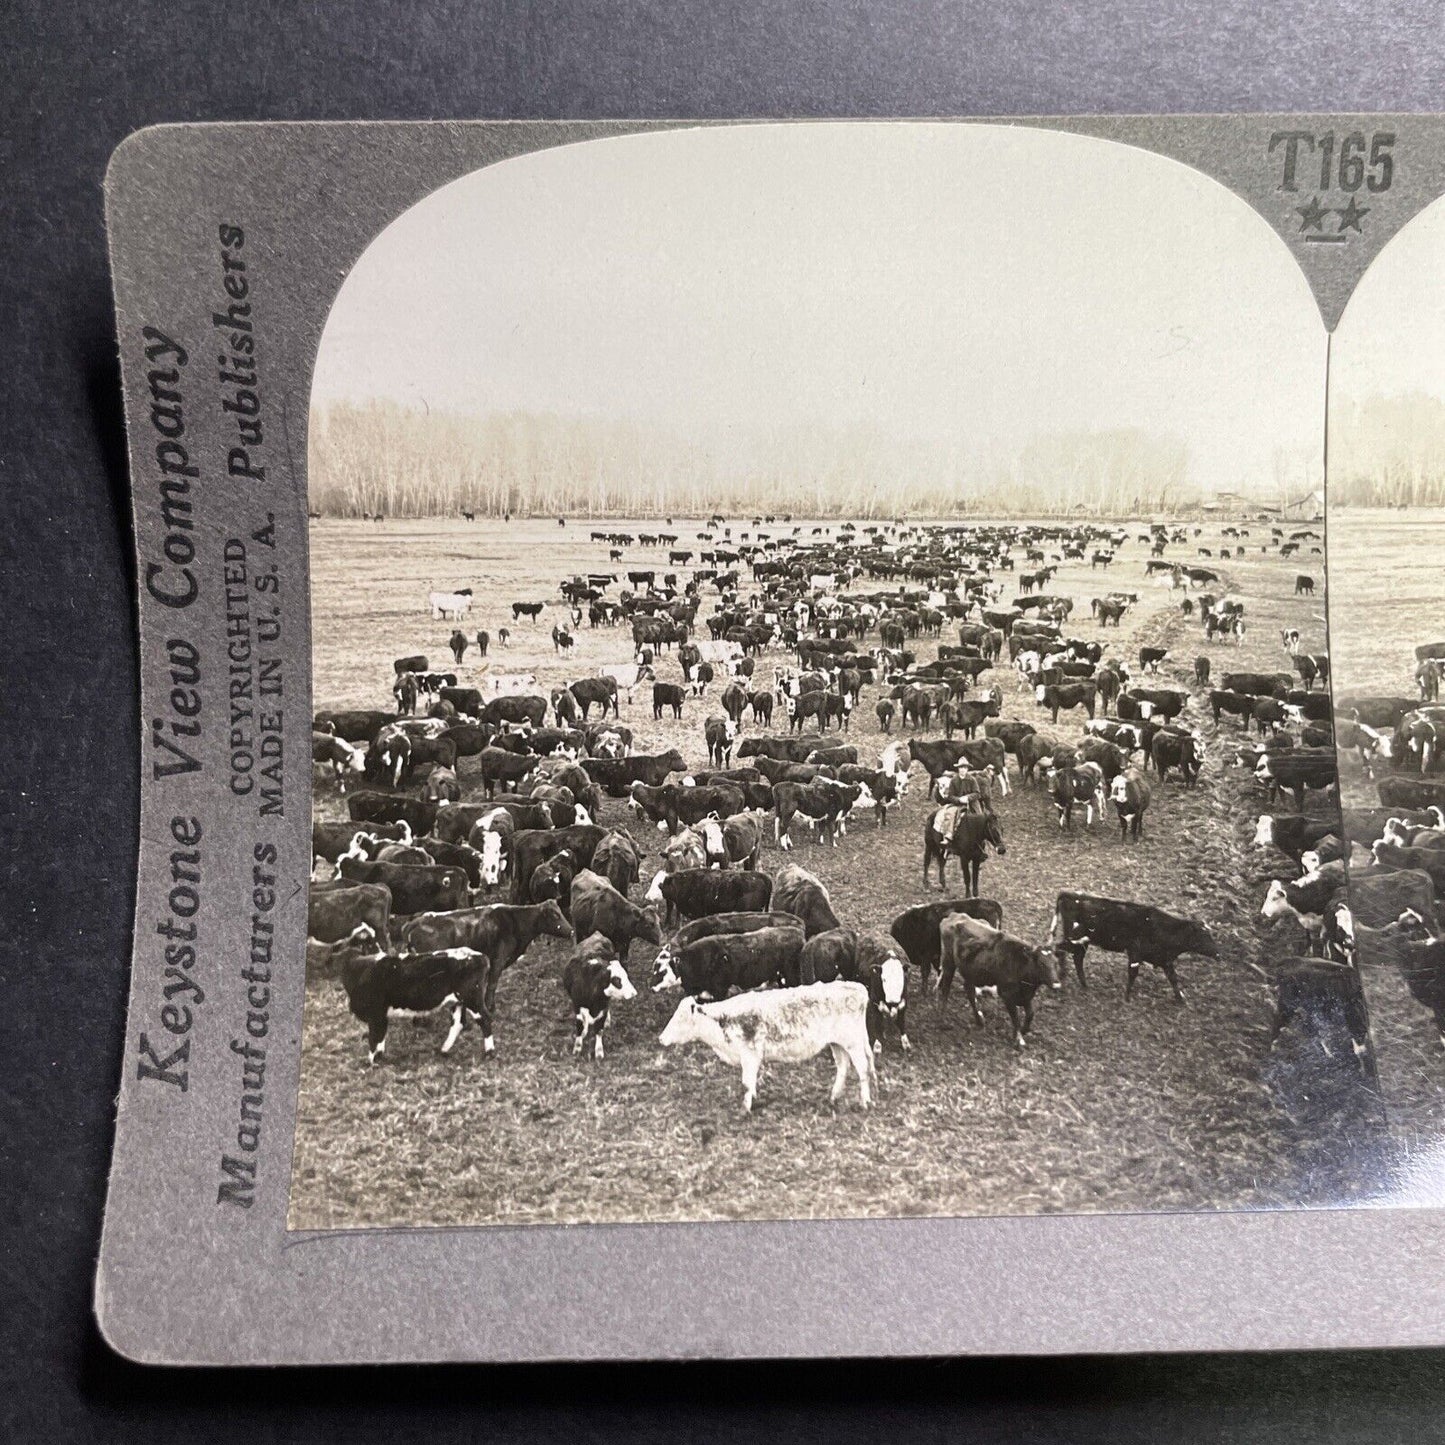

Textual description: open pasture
[291,514,1374,1230]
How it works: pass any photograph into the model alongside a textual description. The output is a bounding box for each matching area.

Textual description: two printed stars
[1297,194,1369,234]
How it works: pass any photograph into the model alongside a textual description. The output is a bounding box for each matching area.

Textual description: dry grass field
[289,515,1384,1231]
[1329,507,1445,1180]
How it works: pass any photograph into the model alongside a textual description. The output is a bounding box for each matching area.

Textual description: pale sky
[1334,193,1445,400]
[312,122,1327,494]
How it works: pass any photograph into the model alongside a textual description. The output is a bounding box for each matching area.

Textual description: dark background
[6,1,1445,1437]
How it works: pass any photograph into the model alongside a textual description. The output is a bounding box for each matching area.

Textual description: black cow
[773,778,862,848]
[475,745,540,798]
[569,676,619,720]
[510,825,606,903]
[308,881,393,953]
[771,863,842,938]
[562,933,638,1060]
[1051,891,1218,1001]
[1150,729,1202,786]
[1110,768,1152,840]
[1036,681,1096,723]
[1209,689,1256,727]
[582,749,688,796]
[346,791,438,837]
[645,866,773,926]
[653,682,686,720]
[938,915,1062,1048]
[512,601,545,622]
[400,900,572,1020]
[592,829,643,897]
[339,947,493,1064]
[337,857,470,915]
[889,898,1004,993]
[569,870,664,961]
[315,709,399,743]
[652,925,804,997]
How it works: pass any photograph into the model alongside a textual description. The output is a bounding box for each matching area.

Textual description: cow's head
[1109,774,1130,804]
[603,960,638,1003]
[1260,879,1291,922]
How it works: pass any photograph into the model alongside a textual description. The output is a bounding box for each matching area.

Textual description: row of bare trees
[1330,393,1445,507]
[308,399,1227,518]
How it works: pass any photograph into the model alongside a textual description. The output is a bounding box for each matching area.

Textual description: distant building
[1200,490,1252,514]
[1281,487,1325,519]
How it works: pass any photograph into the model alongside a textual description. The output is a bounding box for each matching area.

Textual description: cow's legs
[1125,959,1142,1000]
[847,1042,875,1108]
[739,1050,762,1113]
[965,982,985,1028]
[1159,961,1187,1003]
[366,1016,389,1065]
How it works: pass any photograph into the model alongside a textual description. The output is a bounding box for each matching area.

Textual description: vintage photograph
[1325,194,1445,1196]
[293,122,1370,1231]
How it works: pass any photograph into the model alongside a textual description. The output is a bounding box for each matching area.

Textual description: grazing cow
[475,745,539,798]
[705,714,738,767]
[1050,891,1218,1001]
[313,732,367,791]
[938,915,1062,1047]
[569,870,664,961]
[1221,671,1292,697]
[511,601,545,622]
[630,781,746,836]
[339,947,493,1064]
[399,900,572,1020]
[645,867,773,926]
[1110,768,1152,840]
[652,681,686,720]
[922,805,1006,894]
[337,858,470,915]
[510,824,605,903]
[1294,575,1315,596]
[347,791,439,837]
[659,982,876,1112]
[529,849,578,913]
[888,898,1004,993]
[593,829,643,896]
[312,819,410,862]
[653,924,806,997]
[772,863,842,938]
[429,590,474,621]
[480,693,549,730]
[572,676,624,722]
[1209,689,1257,727]
[1253,813,1341,864]
[562,933,638,1060]
[1150,729,1202,786]
[773,778,862,849]
[308,881,393,953]
[1036,681,1096,723]
[651,910,807,981]
[1256,750,1337,810]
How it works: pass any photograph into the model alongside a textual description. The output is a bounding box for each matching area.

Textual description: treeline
[308,399,1211,518]
[1330,393,1445,507]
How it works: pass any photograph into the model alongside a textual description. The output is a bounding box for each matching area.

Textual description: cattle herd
[300,506,1417,1159]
